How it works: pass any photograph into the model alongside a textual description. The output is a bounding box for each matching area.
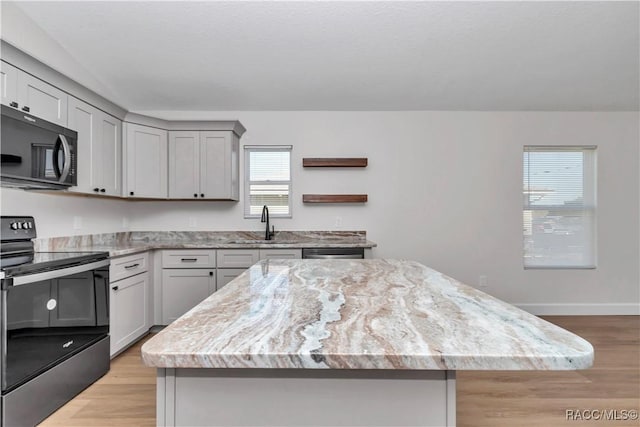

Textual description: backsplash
[34,230,368,251]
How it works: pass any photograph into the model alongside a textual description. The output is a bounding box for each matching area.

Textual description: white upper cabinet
[200,131,239,200]
[168,130,239,200]
[101,114,122,196]
[0,62,18,107]
[1,61,68,126]
[124,123,168,198]
[168,131,200,199]
[68,96,122,196]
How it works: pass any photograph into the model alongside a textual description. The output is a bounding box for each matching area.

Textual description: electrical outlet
[334,216,343,227]
[478,275,488,288]
[188,217,197,228]
[73,216,83,230]
[122,217,130,229]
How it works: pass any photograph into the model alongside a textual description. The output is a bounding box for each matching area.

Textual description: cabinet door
[100,113,122,196]
[168,131,200,199]
[17,71,68,126]
[49,272,96,327]
[110,272,149,356]
[161,269,215,325]
[125,123,168,198]
[0,61,18,108]
[216,268,246,291]
[68,96,100,194]
[200,131,237,200]
[259,249,302,260]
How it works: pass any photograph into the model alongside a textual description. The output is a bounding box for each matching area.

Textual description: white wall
[0,189,131,237]
[1,110,638,313]
[0,2,123,107]
[129,110,639,313]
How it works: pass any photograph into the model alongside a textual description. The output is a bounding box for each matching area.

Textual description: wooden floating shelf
[303,158,368,168]
[303,194,368,204]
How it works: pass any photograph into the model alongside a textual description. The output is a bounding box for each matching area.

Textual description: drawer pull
[181,258,198,262]
[112,286,119,291]
[124,263,140,269]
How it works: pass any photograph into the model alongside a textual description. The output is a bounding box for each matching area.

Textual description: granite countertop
[35,231,376,257]
[141,259,594,371]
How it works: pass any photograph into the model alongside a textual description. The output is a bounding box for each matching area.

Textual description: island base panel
[156,368,456,427]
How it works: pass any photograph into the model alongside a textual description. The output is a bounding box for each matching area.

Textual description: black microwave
[1,105,77,189]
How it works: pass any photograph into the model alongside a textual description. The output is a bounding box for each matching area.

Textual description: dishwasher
[302,248,364,259]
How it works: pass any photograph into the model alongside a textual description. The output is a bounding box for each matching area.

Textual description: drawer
[216,249,260,269]
[110,252,149,282]
[259,249,302,260]
[162,250,216,268]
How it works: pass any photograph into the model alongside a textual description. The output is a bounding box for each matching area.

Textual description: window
[523,146,596,269]
[244,145,292,218]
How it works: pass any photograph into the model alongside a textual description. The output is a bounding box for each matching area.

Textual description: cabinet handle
[194,193,198,198]
[112,286,119,291]
[181,258,197,262]
[100,188,106,193]
[9,101,18,108]
[93,188,100,192]
[209,271,213,276]
[200,193,204,198]
[124,263,140,269]
[21,106,30,112]
[129,191,134,196]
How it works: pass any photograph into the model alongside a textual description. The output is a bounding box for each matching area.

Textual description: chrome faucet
[260,205,275,240]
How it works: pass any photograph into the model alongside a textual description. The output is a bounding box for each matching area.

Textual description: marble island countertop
[35,230,376,257]
[141,259,594,371]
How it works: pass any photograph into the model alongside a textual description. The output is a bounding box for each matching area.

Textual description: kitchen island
[142,259,593,427]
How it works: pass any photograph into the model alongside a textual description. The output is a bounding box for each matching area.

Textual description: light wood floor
[39,316,639,427]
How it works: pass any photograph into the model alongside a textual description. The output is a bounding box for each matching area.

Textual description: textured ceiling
[10,1,640,111]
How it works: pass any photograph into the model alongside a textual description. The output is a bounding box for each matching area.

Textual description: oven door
[1,260,109,393]
[0,105,77,189]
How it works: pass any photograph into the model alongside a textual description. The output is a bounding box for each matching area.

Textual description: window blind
[244,146,292,218]
[523,146,596,268]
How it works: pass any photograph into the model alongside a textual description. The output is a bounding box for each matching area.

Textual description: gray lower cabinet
[158,248,302,325]
[162,249,216,269]
[216,249,259,268]
[110,252,151,357]
[161,249,217,325]
[214,249,302,289]
[258,249,302,260]
[161,269,215,324]
[216,268,247,291]
[110,272,149,356]
[215,249,260,288]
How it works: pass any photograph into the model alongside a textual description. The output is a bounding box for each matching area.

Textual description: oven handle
[8,259,110,287]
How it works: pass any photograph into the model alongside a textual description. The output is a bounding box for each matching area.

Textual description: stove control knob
[10,222,20,230]
[22,222,32,229]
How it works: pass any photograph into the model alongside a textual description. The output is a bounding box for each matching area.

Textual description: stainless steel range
[0,216,110,426]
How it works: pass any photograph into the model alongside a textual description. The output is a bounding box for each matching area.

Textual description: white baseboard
[516,303,640,316]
